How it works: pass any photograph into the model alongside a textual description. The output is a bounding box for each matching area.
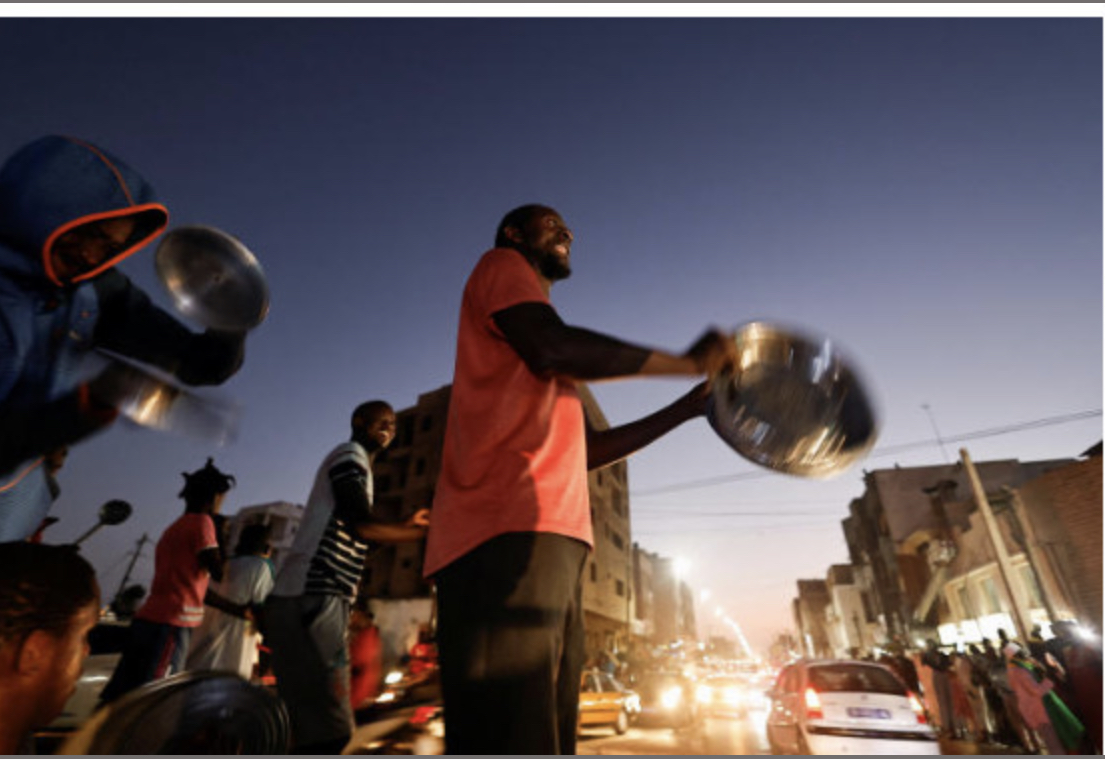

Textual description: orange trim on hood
[42,203,169,286]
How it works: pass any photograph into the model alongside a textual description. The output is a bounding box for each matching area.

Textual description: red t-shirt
[423,248,592,577]
[135,512,218,627]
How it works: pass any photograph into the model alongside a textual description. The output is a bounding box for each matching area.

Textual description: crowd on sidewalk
[872,628,1100,755]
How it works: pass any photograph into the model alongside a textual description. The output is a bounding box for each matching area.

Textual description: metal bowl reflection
[707,322,879,478]
[155,225,269,332]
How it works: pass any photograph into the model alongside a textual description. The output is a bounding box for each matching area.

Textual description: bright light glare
[674,558,691,578]
[661,686,683,710]
[384,670,403,685]
[696,684,713,704]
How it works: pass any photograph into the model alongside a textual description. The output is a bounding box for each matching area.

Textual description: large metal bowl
[57,671,290,754]
[706,321,879,478]
[154,225,269,332]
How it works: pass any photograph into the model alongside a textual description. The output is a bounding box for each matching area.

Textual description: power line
[632,408,1101,498]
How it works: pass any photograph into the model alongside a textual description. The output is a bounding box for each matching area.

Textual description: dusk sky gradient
[1,8,1100,650]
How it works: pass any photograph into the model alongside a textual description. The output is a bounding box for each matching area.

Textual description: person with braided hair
[98,458,236,704]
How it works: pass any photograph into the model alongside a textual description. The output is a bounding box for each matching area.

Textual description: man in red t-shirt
[99,459,235,704]
[425,204,738,755]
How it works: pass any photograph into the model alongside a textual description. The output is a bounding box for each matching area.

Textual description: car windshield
[807,664,907,696]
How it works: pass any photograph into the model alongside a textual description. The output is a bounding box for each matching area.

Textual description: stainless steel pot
[154,225,270,332]
[707,321,880,478]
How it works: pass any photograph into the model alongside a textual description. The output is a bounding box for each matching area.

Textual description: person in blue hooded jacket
[0,135,247,541]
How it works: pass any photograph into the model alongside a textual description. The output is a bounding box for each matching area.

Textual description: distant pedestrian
[99,458,235,704]
[348,604,382,710]
[186,522,275,680]
[1006,642,1084,754]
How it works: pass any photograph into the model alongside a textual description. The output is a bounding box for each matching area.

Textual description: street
[578,712,771,755]
[346,705,1027,755]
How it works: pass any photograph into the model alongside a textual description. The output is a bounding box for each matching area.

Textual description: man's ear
[16,630,53,677]
[503,225,523,244]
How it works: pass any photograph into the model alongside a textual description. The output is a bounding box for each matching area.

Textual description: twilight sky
[2,8,1100,650]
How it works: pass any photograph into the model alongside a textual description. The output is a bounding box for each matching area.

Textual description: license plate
[847,707,891,719]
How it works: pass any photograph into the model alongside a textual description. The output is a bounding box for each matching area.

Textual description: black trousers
[434,532,589,755]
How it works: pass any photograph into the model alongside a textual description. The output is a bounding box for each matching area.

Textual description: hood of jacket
[0,135,169,288]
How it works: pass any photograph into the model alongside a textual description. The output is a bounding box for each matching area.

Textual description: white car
[766,660,940,755]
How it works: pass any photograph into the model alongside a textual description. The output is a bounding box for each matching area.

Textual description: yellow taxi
[578,668,639,735]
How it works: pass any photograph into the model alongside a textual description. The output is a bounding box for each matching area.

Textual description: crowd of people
[871,630,1102,755]
[0,130,741,755]
[0,132,1099,757]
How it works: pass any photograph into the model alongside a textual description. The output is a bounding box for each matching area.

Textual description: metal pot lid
[155,225,269,332]
[56,671,290,754]
[706,321,880,479]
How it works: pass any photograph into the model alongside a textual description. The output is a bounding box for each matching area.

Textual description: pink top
[136,513,218,627]
[1007,660,1054,728]
[424,248,592,577]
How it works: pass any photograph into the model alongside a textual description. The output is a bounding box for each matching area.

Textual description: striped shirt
[272,441,376,602]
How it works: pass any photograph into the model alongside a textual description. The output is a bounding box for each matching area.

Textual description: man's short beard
[539,253,571,281]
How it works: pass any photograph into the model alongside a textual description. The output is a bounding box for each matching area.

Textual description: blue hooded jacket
[0,136,245,540]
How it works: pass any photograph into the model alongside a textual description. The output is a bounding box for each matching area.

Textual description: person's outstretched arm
[585,382,709,470]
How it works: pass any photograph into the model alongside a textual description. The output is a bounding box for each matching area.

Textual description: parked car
[578,668,638,735]
[631,670,699,729]
[765,659,940,755]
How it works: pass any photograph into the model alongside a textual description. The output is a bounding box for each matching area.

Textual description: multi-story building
[362,384,637,662]
[934,443,1102,646]
[841,457,1071,645]
[793,579,832,658]
[823,564,874,657]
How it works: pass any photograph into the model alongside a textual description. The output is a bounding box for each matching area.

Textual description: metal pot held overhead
[706,321,880,479]
[154,225,270,332]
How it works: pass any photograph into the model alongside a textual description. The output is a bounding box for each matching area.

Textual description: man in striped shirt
[265,400,430,754]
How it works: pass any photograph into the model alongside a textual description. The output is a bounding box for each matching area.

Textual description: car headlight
[384,670,404,685]
[626,693,641,713]
[661,686,683,710]
[696,684,713,704]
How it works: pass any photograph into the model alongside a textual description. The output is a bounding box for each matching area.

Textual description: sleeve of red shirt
[195,513,219,554]
[470,249,549,327]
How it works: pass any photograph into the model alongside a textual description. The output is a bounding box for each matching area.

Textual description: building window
[1018,565,1044,608]
[415,458,426,477]
[610,531,624,551]
[978,576,1004,615]
[376,475,391,493]
[401,558,413,570]
[615,579,625,597]
[421,415,433,432]
[400,416,415,446]
[956,585,974,619]
[590,563,598,583]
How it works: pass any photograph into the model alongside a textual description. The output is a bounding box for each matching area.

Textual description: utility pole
[960,449,1031,643]
[114,532,150,606]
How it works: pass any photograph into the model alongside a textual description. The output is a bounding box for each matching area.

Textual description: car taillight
[907,692,927,725]
[804,687,823,720]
